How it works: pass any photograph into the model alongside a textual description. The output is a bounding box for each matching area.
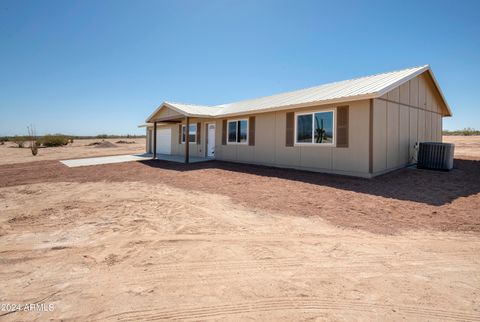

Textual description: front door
[207,123,215,158]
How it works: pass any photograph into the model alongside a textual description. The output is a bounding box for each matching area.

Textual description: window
[227,119,248,144]
[295,111,334,145]
[297,114,312,143]
[181,124,197,143]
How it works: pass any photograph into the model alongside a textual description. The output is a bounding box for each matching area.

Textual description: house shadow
[139,158,480,206]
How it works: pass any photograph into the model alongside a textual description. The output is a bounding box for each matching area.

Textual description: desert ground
[444,135,480,159]
[0,138,146,166]
[0,136,479,321]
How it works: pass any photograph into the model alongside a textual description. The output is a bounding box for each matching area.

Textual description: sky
[0,0,479,136]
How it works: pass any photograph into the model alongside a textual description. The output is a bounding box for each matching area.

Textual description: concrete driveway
[60,153,152,167]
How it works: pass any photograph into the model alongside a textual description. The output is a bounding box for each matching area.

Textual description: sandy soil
[0,136,479,321]
[0,138,146,165]
[444,135,480,159]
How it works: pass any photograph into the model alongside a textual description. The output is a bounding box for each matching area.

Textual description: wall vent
[417,142,454,171]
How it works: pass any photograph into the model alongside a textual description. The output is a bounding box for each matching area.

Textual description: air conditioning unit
[417,142,454,171]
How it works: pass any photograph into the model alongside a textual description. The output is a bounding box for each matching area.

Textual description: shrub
[96,134,108,139]
[69,138,74,144]
[27,125,39,156]
[12,136,27,148]
[39,134,69,147]
[443,128,480,136]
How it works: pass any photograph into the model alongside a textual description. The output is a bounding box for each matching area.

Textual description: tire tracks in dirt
[101,297,480,321]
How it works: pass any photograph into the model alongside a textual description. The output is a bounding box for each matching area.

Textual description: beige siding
[418,75,427,109]
[399,82,409,105]
[332,100,369,173]
[425,111,432,141]
[253,113,276,164]
[409,76,419,107]
[431,113,437,140]
[301,146,333,170]
[372,71,446,175]
[155,106,183,119]
[213,100,370,177]
[387,87,400,102]
[386,102,400,169]
[274,111,301,167]
[409,109,418,151]
[372,99,387,172]
[438,116,443,142]
[399,105,409,164]
[417,109,426,142]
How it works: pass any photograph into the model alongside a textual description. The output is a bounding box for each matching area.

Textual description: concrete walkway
[60,154,152,168]
[60,153,212,168]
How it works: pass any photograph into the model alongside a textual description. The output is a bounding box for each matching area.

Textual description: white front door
[207,123,215,158]
[156,128,171,155]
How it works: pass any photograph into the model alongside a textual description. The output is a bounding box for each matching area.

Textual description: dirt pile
[87,140,118,148]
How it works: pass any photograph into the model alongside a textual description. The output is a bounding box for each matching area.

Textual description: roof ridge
[165,101,218,108]
[215,65,428,107]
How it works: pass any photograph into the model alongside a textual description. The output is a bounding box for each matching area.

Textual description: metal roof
[147,65,451,122]
[163,102,221,117]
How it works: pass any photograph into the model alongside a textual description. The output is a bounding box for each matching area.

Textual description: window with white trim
[295,111,334,144]
[181,124,197,143]
[227,119,248,144]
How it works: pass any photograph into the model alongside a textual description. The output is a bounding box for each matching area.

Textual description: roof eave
[425,69,453,117]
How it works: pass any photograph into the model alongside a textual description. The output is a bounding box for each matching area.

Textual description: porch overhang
[146,102,216,123]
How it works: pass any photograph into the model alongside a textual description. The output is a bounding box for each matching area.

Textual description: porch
[152,153,213,164]
[146,107,217,164]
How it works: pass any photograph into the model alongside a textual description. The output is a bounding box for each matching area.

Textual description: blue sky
[1,0,479,136]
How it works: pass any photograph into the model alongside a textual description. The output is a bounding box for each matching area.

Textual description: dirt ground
[0,136,479,321]
[0,138,146,165]
[444,135,480,159]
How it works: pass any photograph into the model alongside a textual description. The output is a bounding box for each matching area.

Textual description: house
[143,65,452,178]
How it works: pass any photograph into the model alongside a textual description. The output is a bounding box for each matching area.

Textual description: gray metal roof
[147,65,451,122]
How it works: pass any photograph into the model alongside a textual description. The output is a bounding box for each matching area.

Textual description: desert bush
[30,145,38,155]
[38,134,69,147]
[116,140,135,144]
[69,138,74,144]
[12,136,27,148]
[96,134,108,139]
[27,126,36,154]
[443,127,480,136]
[27,125,38,156]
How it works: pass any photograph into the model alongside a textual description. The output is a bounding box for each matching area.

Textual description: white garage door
[152,128,171,155]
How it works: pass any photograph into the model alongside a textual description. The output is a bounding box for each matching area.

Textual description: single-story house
[143,65,452,178]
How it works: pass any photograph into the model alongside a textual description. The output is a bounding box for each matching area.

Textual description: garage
[150,127,171,155]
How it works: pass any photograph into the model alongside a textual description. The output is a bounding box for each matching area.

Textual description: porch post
[153,121,157,159]
[185,116,190,164]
